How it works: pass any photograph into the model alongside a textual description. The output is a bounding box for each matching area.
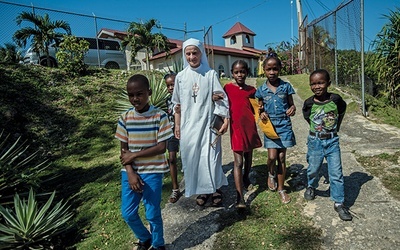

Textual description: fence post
[93,13,101,68]
[360,0,366,116]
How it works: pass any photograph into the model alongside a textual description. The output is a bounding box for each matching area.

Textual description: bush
[0,131,50,203]
[0,188,74,249]
[56,35,89,76]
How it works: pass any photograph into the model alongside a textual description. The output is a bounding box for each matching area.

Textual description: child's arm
[120,142,144,193]
[258,99,269,120]
[120,141,167,166]
[286,94,296,116]
[174,104,181,139]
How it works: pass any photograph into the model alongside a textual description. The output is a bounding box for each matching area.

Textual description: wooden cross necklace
[192,82,199,103]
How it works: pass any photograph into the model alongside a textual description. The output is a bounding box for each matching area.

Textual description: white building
[98,22,266,77]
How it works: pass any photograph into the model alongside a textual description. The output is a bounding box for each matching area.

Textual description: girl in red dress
[224,60,262,209]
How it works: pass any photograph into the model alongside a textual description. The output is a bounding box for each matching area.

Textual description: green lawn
[1,64,398,249]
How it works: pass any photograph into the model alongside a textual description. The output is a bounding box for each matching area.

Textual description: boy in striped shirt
[115,74,173,250]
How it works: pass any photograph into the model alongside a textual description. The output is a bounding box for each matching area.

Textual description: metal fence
[0,0,190,69]
[304,0,362,89]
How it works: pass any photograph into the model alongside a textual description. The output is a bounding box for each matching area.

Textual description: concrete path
[161,77,400,249]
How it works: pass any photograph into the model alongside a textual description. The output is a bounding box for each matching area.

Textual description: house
[97,22,266,77]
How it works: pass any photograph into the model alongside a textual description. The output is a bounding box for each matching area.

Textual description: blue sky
[1,0,398,51]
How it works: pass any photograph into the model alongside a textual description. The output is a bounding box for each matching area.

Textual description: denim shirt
[255,79,295,119]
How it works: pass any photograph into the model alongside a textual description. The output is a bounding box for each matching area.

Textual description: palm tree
[0,42,22,63]
[13,11,71,67]
[121,19,170,70]
[371,7,400,107]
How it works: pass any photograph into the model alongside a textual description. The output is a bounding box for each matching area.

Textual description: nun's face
[184,45,201,68]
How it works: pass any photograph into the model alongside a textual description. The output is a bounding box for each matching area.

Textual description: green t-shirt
[302,93,347,133]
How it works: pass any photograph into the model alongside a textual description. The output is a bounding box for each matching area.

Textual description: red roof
[222,22,256,38]
[150,39,264,61]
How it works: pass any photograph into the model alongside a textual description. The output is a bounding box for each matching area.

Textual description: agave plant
[0,188,74,249]
[0,131,50,202]
[115,72,169,113]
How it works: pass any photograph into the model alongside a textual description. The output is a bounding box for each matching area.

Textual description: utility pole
[296,0,306,72]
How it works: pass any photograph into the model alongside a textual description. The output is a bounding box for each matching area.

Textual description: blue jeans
[306,135,344,203]
[121,172,164,248]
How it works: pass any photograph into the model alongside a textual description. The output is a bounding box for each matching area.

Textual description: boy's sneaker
[149,246,166,250]
[304,187,315,200]
[135,239,151,250]
[334,204,353,221]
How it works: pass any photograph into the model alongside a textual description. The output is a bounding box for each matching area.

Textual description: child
[302,69,352,221]
[224,60,262,209]
[115,74,173,250]
[255,57,296,204]
[164,72,182,203]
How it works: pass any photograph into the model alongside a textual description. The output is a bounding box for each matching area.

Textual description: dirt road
[162,77,400,249]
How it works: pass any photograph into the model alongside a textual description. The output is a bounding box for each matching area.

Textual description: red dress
[224,83,262,152]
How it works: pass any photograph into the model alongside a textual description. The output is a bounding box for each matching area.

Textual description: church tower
[222,22,256,49]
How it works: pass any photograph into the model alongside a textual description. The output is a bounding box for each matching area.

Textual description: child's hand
[286,105,296,116]
[174,104,181,114]
[260,111,269,121]
[127,171,144,193]
[212,93,224,101]
[218,118,229,134]
[120,148,135,165]
[175,126,180,139]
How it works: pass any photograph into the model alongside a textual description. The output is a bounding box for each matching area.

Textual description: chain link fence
[0,0,190,69]
[304,0,363,91]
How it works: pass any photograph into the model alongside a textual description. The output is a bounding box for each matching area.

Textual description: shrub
[0,188,74,249]
[0,131,50,203]
[56,35,89,76]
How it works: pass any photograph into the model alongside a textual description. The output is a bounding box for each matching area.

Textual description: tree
[121,19,170,70]
[13,11,71,67]
[56,35,89,75]
[0,42,22,64]
[371,7,400,107]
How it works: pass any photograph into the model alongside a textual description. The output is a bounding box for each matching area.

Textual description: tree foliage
[121,19,170,70]
[370,7,400,107]
[0,43,22,64]
[13,11,71,67]
[56,35,89,75]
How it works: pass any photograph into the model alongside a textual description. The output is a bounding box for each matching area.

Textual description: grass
[1,64,399,249]
[213,150,322,250]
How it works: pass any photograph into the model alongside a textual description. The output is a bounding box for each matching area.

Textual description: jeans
[121,172,164,248]
[306,135,344,203]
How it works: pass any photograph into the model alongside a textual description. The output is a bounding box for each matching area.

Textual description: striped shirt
[115,105,173,174]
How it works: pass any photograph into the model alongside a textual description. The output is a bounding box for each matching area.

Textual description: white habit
[172,38,229,197]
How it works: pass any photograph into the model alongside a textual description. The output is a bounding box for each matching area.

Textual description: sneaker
[169,189,181,203]
[135,239,151,250]
[149,246,166,250]
[304,187,315,200]
[334,204,353,221]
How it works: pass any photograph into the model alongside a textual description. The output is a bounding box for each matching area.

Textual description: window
[230,36,236,45]
[218,65,225,77]
[245,35,250,44]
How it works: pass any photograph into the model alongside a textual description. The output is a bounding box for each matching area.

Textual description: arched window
[230,36,236,45]
[218,65,225,78]
[245,35,250,44]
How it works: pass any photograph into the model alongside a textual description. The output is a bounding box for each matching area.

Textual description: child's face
[184,45,201,68]
[231,63,247,85]
[309,73,330,96]
[127,81,151,113]
[165,76,175,94]
[264,58,281,83]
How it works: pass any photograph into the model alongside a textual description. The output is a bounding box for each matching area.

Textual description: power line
[211,0,268,27]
